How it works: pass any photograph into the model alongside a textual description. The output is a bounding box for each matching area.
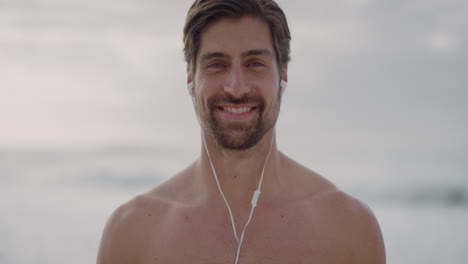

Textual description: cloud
[428,30,462,53]
[1,0,467,152]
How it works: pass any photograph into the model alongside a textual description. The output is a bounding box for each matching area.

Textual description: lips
[217,105,257,120]
[222,106,253,114]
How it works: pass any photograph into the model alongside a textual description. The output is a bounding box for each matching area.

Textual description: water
[1,147,467,264]
[0,147,187,264]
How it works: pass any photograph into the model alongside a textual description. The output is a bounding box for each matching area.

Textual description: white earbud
[280,80,287,94]
[187,82,194,96]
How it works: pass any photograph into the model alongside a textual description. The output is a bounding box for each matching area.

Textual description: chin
[212,127,266,150]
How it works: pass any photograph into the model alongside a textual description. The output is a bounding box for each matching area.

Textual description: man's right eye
[209,62,225,68]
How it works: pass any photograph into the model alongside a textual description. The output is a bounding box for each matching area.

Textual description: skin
[97,16,386,264]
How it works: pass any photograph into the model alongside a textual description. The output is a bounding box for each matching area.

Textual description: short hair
[183,0,291,73]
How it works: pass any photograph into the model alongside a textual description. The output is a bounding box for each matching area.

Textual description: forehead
[198,16,275,60]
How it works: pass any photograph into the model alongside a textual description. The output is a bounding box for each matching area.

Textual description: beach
[1,148,466,263]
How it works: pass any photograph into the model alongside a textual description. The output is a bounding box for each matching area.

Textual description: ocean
[0,147,466,264]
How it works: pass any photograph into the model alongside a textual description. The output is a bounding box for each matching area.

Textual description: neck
[198,129,280,205]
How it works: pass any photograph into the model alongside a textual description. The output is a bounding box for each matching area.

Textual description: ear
[281,63,288,83]
[186,67,195,97]
[187,67,193,85]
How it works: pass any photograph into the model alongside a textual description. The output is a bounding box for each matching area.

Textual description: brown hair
[183,0,291,73]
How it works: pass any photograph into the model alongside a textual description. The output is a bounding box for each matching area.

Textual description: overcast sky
[1,0,467,160]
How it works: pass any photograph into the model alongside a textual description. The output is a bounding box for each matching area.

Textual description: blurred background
[1,0,467,263]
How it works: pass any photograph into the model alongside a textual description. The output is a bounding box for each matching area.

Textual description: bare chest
[135,204,346,264]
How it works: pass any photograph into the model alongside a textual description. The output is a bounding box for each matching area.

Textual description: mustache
[207,93,265,107]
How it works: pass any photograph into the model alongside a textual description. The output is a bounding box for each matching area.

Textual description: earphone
[187,80,286,96]
[187,82,194,97]
[280,80,287,94]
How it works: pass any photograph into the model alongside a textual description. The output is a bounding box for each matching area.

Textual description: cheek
[259,80,281,100]
[195,78,221,99]
[193,80,217,113]
[252,73,280,93]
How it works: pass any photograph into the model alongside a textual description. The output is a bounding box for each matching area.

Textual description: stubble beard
[199,92,280,150]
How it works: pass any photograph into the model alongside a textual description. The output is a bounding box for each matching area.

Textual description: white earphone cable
[202,133,274,264]
[203,134,240,243]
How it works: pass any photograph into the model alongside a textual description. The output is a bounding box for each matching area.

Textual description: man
[97,0,386,263]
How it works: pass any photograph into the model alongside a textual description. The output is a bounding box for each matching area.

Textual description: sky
[1,0,467,159]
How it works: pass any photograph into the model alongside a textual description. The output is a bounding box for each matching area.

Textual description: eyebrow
[200,52,230,62]
[242,49,273,58]
[200,49,273,62]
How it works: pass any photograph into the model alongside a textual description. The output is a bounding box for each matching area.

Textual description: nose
[224,65,251,97]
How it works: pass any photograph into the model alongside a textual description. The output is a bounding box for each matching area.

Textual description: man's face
[190,16,287,150]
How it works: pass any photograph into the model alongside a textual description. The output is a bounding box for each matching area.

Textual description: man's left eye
[248,61,264,67]
[209,62,225,68]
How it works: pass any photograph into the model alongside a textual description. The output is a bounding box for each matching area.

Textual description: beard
[198,92,280,150]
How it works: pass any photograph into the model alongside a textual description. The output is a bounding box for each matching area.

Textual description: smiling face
[190,16,287,150]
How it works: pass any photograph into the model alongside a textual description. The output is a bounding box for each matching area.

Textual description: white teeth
[224,107,251,114]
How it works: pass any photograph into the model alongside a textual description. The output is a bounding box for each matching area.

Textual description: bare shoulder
[314,189,386,263]
[282,154,386,263]
[96,192,169,264]
[97,165,194,264]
